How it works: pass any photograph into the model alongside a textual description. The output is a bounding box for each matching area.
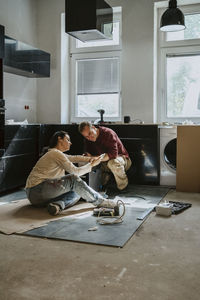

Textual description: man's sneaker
[47,203,61,216]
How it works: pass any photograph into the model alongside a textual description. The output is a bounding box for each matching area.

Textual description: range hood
[65,0,113,42]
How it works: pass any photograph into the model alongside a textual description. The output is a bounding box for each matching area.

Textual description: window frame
[155,0,200,123]
[70,51,122,123]
[159,45,200,123]
[69,7,122,123]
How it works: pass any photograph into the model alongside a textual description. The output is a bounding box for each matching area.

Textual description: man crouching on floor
[79,122,132,191]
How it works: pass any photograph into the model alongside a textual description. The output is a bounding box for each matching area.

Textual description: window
[155,1,200,123]
[166,13,200,41]
[76,57,120,118]
[70,7,122,123]
[166,53,200,118]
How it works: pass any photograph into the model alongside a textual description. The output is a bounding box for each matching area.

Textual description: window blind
[77,57,119,95]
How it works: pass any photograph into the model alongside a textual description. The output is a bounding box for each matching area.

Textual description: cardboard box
[176,125,200,193]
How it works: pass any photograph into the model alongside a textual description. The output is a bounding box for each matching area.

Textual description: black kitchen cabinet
[0,123,160,194]
[39,124,160,185]
[0,25,5,148]
[0,125,39,193]
[39,124,84,156]
[104,124,160,185]
[2,153,37,191]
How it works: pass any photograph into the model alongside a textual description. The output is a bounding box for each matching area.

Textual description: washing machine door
[164,138,176,170]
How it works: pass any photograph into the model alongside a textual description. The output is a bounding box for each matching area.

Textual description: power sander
[93,206,119,217]
[93,200,125,225]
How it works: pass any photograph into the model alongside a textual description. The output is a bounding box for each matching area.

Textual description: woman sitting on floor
[25,131,115,216]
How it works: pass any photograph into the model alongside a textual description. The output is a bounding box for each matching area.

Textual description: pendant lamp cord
[169,0,177,9]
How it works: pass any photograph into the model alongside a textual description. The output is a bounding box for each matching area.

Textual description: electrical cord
[132,195,146,200]
[96,199,126,225]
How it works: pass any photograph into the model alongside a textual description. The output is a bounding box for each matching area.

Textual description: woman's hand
[90,154,105,167]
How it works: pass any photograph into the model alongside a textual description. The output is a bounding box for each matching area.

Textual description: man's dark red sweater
[84,126,129,160]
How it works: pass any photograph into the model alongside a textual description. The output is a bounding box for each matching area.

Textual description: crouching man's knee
[107,157,129,190]
[107,157,125,170]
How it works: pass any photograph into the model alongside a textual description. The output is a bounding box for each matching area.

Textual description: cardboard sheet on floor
[0,198,94,235]
[22,186,170,247]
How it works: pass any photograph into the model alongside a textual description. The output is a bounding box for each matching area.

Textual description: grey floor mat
[21,185,170,247]
[0,188,26,203]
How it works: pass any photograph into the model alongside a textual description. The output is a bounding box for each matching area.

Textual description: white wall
[36,0,159,124]
[119,0,155,123]
[36,0,65,124]
[4,72,37,122]
[0,0,163,124]
[0,0,38,123]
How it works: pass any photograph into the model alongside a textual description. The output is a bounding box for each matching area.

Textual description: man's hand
[99,153,109,162]
[83,152,92,157]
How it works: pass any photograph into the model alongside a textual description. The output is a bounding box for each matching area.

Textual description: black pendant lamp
[160,0,185,32]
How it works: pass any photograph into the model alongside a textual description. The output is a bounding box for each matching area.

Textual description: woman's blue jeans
[26,174,104,210]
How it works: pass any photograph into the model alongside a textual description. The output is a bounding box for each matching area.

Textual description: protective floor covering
[22,185,170,247]
[0,191,94,234]
[0,188,27,205]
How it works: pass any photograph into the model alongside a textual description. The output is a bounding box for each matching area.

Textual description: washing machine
[159,126,177,186]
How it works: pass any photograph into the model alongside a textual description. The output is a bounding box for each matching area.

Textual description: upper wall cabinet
[3,35,50,78]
